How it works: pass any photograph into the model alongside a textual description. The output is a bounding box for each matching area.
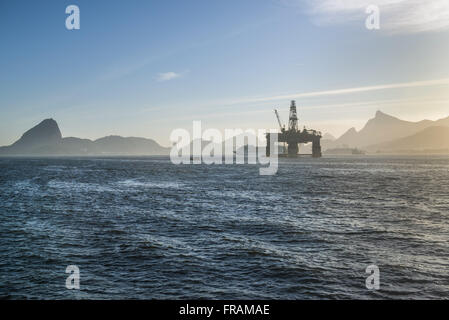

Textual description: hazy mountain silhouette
[93,136,168,155]
[0,119,170,156]
[1,119,63,154]
[322,133,336,141]
[330,111,449,149]
[366,126,449,152]
[185,132,262,156]
[2,113,449,156]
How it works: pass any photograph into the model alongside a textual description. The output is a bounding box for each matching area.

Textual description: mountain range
[320,111,449,153]
[1,111,449,156]
[0,119,170,156]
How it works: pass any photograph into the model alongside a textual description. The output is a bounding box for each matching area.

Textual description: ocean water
[0,156,448,299]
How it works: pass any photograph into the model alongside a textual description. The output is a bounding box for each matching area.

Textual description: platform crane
[274,109,285,133]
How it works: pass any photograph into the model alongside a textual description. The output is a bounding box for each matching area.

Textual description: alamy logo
[169,121,279,175]
[365,265,380,290]
[66,265,80,290]
[66,5,80,30]
[365,5,380,30]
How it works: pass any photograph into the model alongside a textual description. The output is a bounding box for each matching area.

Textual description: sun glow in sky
[1,0,448,146]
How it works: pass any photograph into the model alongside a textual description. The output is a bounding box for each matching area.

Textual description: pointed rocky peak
[346,127,357,134]
[362,110,403,131]
[322,133,336,141]
[12,118,62,148]
[373,110,400,121]
[338,127,357,139]
[375,110,386,118]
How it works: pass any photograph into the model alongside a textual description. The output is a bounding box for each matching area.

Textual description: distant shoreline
[1,153,448,159]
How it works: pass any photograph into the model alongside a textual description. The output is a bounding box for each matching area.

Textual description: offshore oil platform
[266,100,322,158]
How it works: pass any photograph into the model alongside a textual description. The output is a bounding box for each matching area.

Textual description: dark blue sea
[0,156,448,299]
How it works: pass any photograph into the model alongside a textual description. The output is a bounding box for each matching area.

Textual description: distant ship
[324,148,366,155]
[351,148,365,155]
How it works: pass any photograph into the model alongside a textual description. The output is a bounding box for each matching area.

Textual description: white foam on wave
[117,179,184,190]
[47,180,119,193]
[41,165,68,172]
[207,189,283,202]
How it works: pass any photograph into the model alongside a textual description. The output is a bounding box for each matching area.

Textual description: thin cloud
[156,71,182,82]
[220,77,449,105]
[305,0,449,34]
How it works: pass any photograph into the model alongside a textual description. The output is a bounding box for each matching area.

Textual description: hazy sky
[1,0,449,146]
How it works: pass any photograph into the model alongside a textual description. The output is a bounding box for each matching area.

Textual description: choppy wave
[0,156,448,299]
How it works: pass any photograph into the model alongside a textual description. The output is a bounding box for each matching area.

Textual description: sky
[1,0,449,146]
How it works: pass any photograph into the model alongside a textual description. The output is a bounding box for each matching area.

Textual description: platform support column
[312,138,322,158]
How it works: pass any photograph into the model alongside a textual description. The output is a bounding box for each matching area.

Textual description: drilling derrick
[288,100,299,132]
[266,100,322,158]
